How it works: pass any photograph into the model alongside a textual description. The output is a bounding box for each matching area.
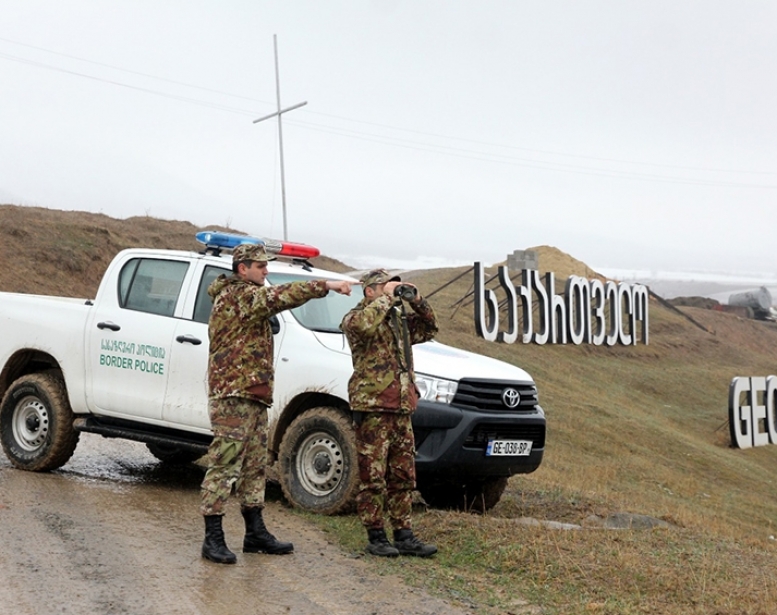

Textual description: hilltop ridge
[0,205,352,297]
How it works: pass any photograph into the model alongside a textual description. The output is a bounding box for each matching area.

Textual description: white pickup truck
[0,232,546,513]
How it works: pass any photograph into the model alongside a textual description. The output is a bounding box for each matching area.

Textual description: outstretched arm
[326,280,353,295]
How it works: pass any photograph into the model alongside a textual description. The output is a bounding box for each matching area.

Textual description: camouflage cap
[360,268,400,287]
[232,243,276,264]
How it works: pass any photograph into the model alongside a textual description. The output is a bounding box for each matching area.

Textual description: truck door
[162,263,224,431]
[162,263,287,430]
[87,256,190,421]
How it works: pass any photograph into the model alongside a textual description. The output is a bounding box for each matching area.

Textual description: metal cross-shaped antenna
[253,34,307,241]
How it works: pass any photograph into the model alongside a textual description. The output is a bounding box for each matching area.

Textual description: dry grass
[0,204,352,297]
[4,205,777,613]
[310,500,777,615]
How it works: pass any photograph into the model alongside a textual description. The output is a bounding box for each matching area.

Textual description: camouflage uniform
[340,270,438,531]
[200,244,329,516]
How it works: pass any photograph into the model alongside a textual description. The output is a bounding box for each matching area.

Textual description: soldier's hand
[326,280,352,295]
[383,281,402,297]
[404,283,422,303]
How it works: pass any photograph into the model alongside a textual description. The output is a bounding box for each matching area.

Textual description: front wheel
[278,407,359,515]
[0,373,80,471]
[418,476,508,513]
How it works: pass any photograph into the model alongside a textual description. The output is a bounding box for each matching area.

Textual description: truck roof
[112,247,360,284]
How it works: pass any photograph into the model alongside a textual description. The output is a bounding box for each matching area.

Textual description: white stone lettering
[473,266,649,346]
[729,376,777,448]
[474,262,498,342]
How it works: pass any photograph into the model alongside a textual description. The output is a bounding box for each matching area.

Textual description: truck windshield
[267,273,361,333]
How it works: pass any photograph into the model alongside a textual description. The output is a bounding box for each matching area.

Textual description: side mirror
[270,315,281,335]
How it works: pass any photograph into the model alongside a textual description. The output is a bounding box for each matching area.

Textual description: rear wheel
[278,407,359,515]
[0,373,80,471]
[419,476,508,513]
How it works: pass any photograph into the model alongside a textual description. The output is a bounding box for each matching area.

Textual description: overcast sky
[1,1,776,276]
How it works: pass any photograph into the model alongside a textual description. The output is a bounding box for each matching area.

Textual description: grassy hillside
[2,204,776,614]
[414,263,777,539]
[400,261,777,613]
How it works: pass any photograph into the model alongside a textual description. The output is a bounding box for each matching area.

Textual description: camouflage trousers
[355,412,416,531]
[200,397,268,516]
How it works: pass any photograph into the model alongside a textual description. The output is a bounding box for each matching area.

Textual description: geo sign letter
[729,376,777,449]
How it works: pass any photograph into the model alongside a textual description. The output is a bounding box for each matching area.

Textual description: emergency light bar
[195,231,320,259]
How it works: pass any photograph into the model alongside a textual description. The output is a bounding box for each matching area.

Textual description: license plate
[486,439,532,456]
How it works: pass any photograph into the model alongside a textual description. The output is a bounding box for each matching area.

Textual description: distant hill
[616,276,777,304]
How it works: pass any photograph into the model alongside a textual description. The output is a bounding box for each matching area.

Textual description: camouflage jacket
[340,294,438,413]
[208,274,328,405]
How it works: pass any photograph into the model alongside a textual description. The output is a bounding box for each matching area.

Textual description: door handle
[97,321,121,331]
[176,334,203,346]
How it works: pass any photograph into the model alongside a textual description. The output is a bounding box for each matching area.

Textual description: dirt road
[0,434,474,615]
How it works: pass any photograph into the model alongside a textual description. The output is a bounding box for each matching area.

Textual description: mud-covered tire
[0,373,80,471]
[419,476,508,513]
[278,407,359,515]
[145,442,204,465]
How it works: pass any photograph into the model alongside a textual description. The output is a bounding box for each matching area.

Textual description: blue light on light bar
[195,231,263,249]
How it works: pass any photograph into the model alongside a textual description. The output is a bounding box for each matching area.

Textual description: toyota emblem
[501,388,521,408]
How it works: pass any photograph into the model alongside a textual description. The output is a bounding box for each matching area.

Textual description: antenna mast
[253,34,307,240]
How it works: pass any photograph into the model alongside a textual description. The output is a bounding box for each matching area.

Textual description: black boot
[241,507,294,555]
[393,528,438,558]
[202,515,237,564]
[365,528,399,557]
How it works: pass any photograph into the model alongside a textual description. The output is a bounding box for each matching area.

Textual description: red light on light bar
[276,242,320,258]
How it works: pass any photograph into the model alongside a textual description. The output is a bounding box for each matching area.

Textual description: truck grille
[464,423,546,450]
[453,379,538,412]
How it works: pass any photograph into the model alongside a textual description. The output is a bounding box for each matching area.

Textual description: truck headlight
[415,374,458,404]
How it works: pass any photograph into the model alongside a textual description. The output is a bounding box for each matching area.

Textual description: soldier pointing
[200,243,352,564]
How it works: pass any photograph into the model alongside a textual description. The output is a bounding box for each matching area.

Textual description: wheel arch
[0,349,64,402]
[269,390,350,461]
